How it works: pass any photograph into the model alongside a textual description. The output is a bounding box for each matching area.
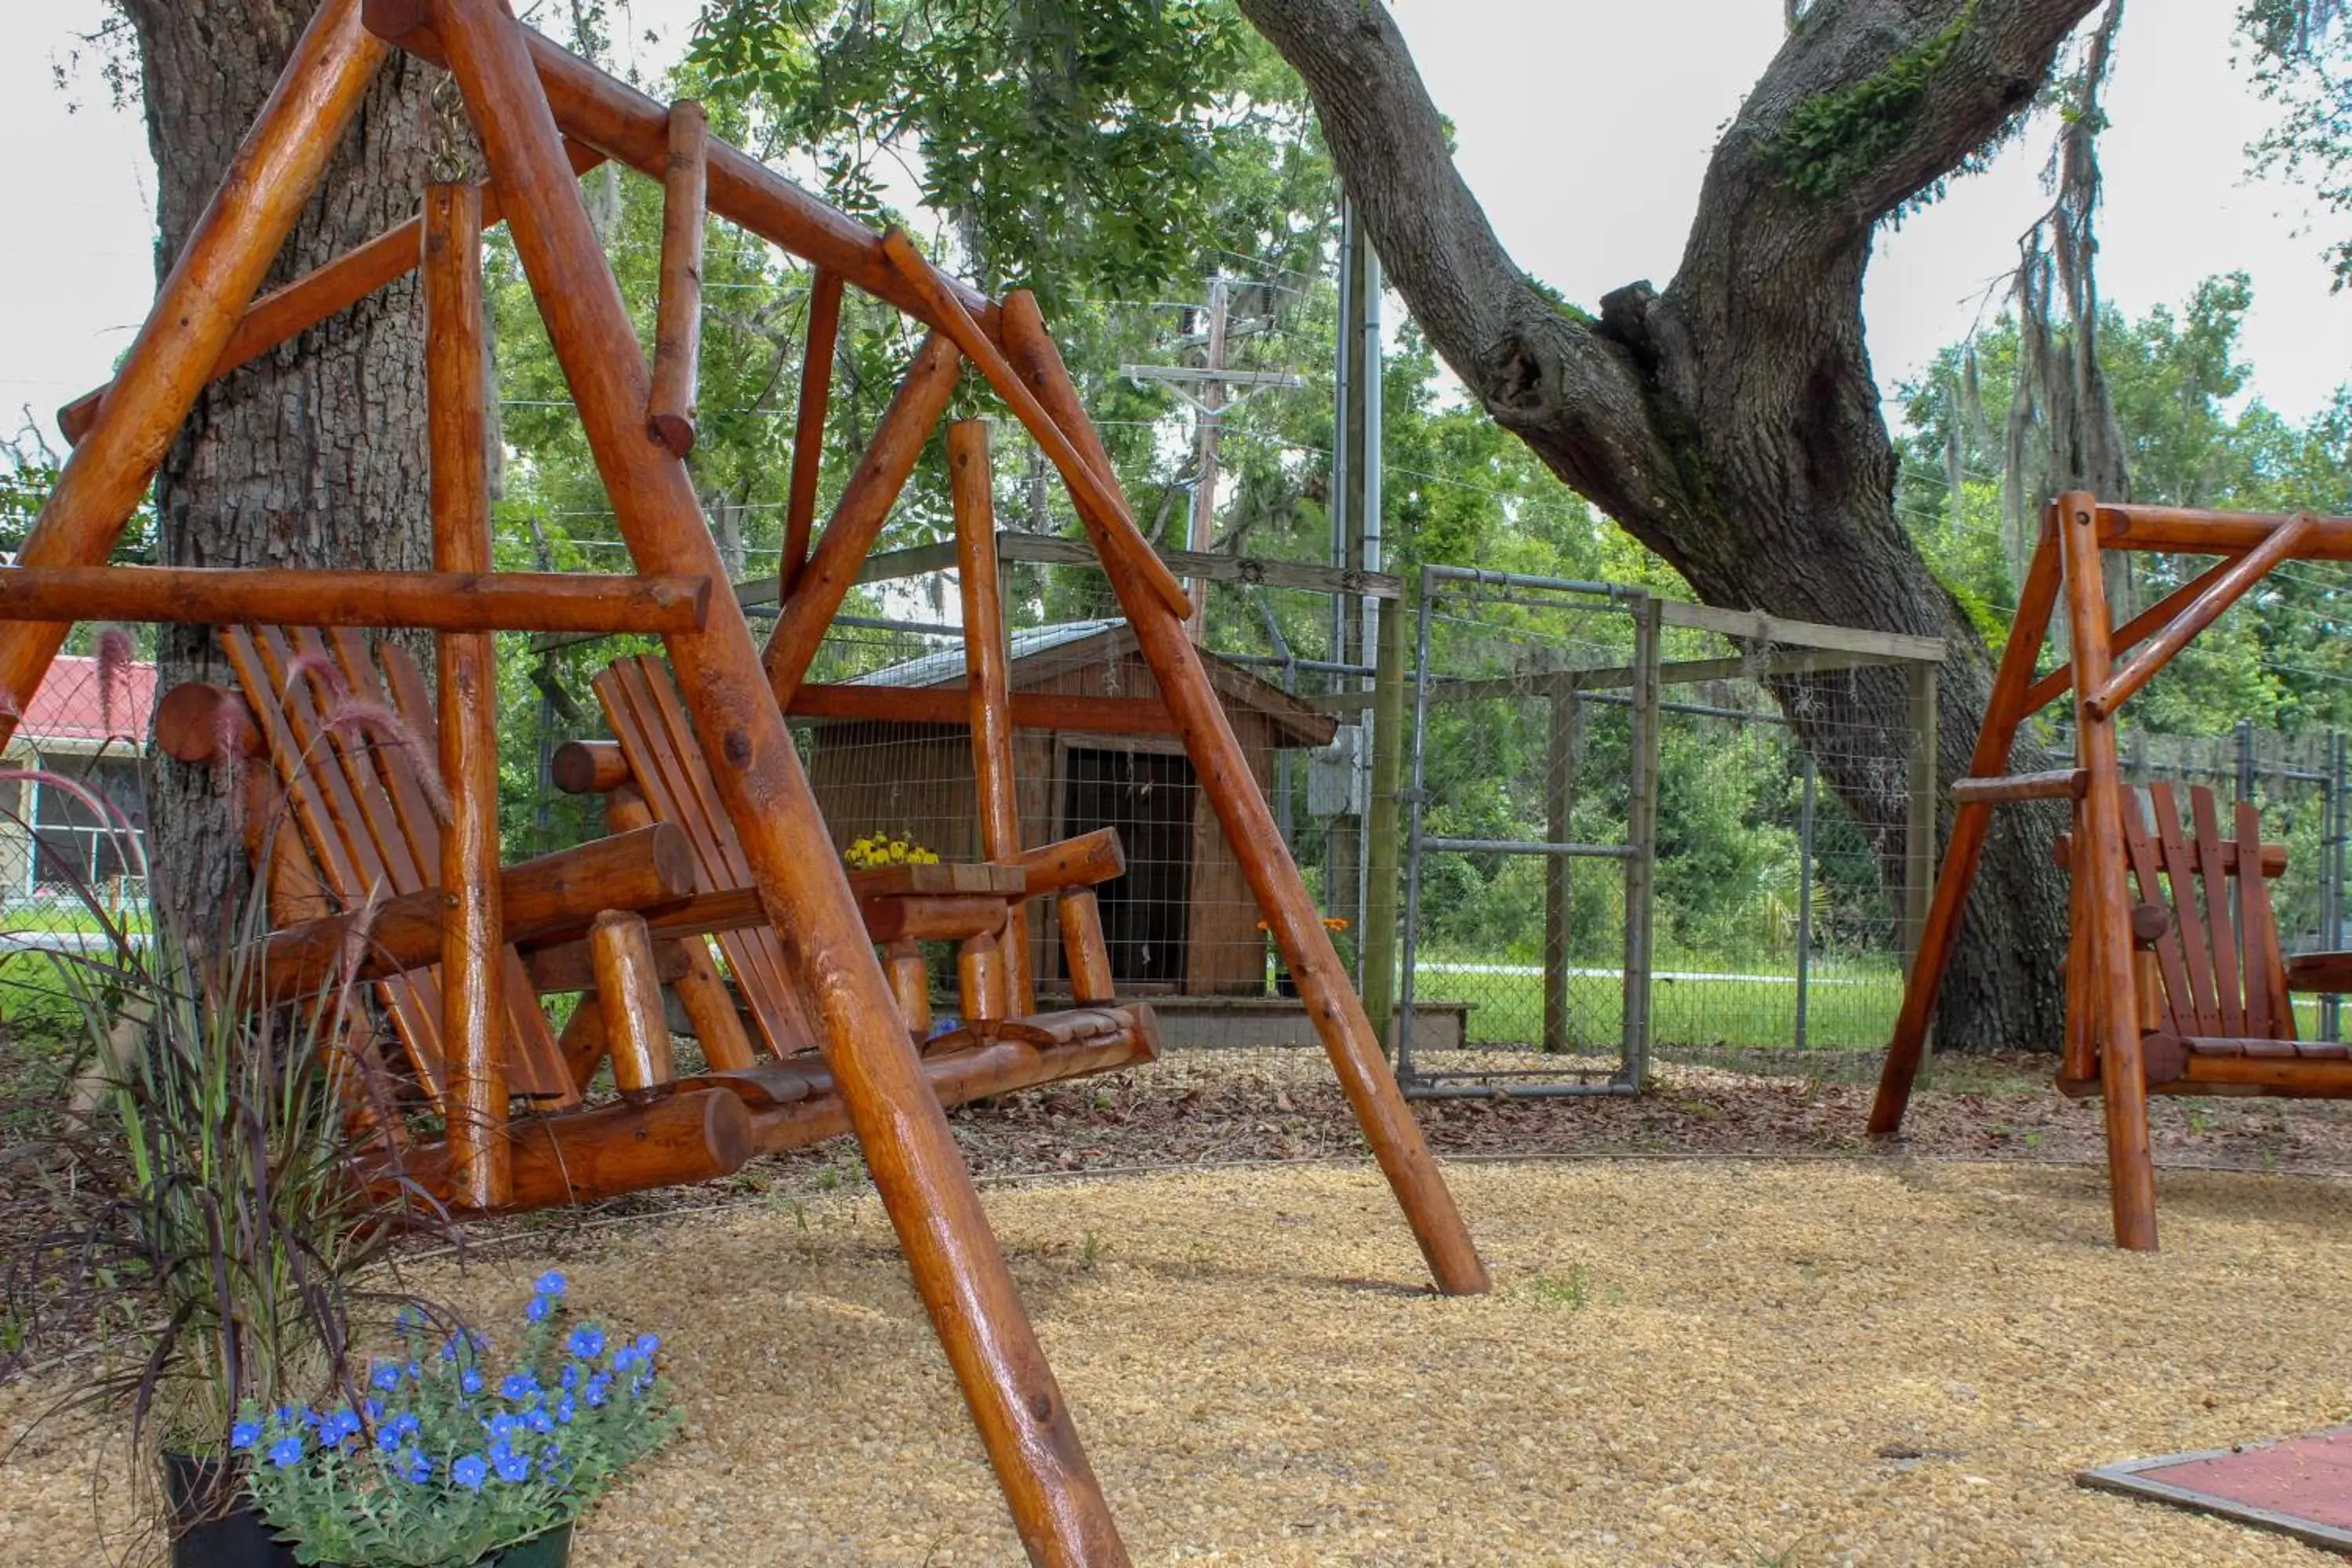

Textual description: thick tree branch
[1233,0,1688,532]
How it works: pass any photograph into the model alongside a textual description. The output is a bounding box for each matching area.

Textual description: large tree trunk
[1238,0,2098,1049]
[125,1,437,938]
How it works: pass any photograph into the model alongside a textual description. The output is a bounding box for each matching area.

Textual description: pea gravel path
[7,1156,2352,1566]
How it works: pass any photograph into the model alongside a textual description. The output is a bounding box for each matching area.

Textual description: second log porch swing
[0,1,1491,1560]
[1872,488,2352,1252]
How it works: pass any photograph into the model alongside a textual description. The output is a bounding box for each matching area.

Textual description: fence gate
[1396,568,1659,1095]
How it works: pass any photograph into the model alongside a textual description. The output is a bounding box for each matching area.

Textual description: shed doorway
[1062,747,1192,988]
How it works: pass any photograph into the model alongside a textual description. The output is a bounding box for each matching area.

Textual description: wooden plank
[2121,791,2191,1040]
[0,0,387,746]
[2192,786,2246,1038]
[953,420,1033,1014]
[590,910,674,1098]
[646,99,707,459]
[220,626,448,1102]
[1653,601,1945,664]
[789,681,1179,736]
[2151,784,2223,1036]
[2238,799,2294,1040]
[2097,501,2352,558]
[782,270,844,595]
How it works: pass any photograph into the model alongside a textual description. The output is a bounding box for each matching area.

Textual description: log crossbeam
[0,564,708,633]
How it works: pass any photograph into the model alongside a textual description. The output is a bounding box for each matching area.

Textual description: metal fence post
[1395,566,1436,1083]
[2330,730,2347,1040]
[1543,681,1580,1054]
[1361,597,1409,1054]
[1795,750,1817,1051]
[1622,594,1661,1087]
[2237,717,2256,804]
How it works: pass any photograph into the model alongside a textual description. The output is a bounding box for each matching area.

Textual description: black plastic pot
[163,1454,575,1567]
[163,1453,299,1568]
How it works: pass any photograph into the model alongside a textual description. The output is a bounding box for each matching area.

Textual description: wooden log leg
[426,181,509,1209]
[1058,889,1115,1005]
[782,270,844,595]
[559,995,610,1091]
[1868,521,2065,1133]
[607,786,758,1071]
[0,0,387,738]
[432,7,1127,1559]
[646,99,706,458]
[2056,490,2158,1250]
[952,420,1033,1013]
[2062,807,2096,1083]
[887,941,933,1040]
[996,292,1488,1298]
[590,911,675,1102]
[959,931,1007,1037]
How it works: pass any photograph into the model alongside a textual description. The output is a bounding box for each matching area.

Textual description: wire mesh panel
[1396,570,1657,1095]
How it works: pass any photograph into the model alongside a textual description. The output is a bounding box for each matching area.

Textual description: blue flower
[267,1436,305,1468]
[554,1393,576,1425]
[534,1271,568,1298]
[452,1454,488,1491]
[272,1404,303,1428]
[371,1363,404,1392]
[524,1406,555,1434]
[460,1367,484,1396]
[318,1409,361,1448]
[566,1325,604,1360]
[405,1360,422,1382]
[630,1373,652,1399]
[634,1333,660,1357]
[612,1347,639,1374]
[492,1446,532,1483]
[376,1424,409,1454]
[499,1371,539,1401]
[560,1363,581,1390]
[584,1374,612,1409]
[525,1294,555,1323]
[230,1420,262,1451]
[363,1397,386,1423]
[397,1447,432,1486]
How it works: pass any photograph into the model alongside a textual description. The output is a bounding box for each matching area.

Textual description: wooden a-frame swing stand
[1872,488,2352,1253]
[0,2,1490,1560]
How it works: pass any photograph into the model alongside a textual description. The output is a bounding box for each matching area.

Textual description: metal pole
[1184,274,1229,643]
[2330,730,2347,1040]
[1362,598,1408,1053]
[2237,717,2255,805]
[1396,566,1436,1080]
[1795,750,1817,1051]
[1622,595,1660,1086]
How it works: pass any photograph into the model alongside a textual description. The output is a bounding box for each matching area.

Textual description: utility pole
[1330,199,1384,967]
[1123,272,1298,642]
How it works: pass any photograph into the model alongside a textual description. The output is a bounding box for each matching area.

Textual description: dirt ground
[6,1049,2352,1566]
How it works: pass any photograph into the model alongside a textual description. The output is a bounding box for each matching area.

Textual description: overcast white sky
[5,0,2347,455]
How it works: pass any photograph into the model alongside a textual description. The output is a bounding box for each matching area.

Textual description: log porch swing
[0,2,1490,1561]
[1871,489,2352,1253]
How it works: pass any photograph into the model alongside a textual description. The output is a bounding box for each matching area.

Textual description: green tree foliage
[1894,272,2352,736]
[2242,0,2352,286]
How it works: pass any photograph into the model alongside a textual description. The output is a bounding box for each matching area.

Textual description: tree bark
[124,0,438,938]
[1237,0,2100,1049]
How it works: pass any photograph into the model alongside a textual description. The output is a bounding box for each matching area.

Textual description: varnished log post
[960,931,1008,1033]
[590,910,675,1100]
[648,100,707,458]
[887,941,933,1039]
[783,270,845,595]
[1868,521,2064,1134]
[1058,890,1115,1004]
[762,334,963,705]
[606,786,758,1071]
[997,289,1490,1298]
[425,181,509,1210]
[2055,490,2159,1250]
[951,421,1033,1011]
[0,0,387,739]
[430,4,1129,1559]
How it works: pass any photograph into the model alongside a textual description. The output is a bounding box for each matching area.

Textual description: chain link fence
[0,652,152,946]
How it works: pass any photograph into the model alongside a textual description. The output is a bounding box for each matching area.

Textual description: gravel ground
[7,1150,2352,1566]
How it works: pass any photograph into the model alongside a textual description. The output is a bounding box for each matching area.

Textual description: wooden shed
[803,619,1336,998]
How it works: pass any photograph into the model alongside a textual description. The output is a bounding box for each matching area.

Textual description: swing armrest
[2285,953,2352,993]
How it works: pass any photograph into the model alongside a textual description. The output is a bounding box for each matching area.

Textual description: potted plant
[9,769,421,1564]
[237,1273,678,1566]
